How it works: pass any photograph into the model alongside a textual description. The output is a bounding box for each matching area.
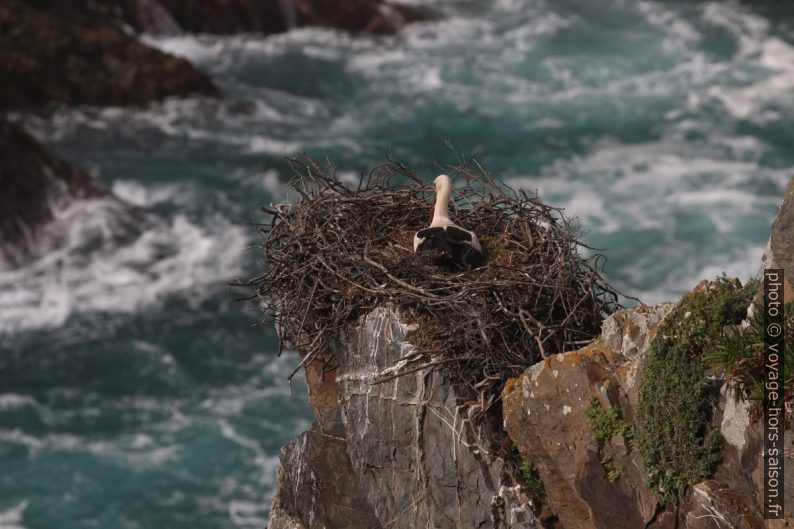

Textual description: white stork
[413,174,483,270]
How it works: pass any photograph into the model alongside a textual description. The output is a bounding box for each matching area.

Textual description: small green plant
[585,401,632,484]
[705,298,794,421]
[583,398,633,447]
[637,275,757,504]
[599,454,622,482]
[521,459,545,497]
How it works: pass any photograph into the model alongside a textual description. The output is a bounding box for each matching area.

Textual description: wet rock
[0,118,146,270]
[0,119,103,268]
[156,0,290,34]
[292,0,428,35]
[91,0,184,35]
[0,0,218,112]
[153,0,427,35]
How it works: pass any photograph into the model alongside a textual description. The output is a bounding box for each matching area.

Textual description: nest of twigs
[243,155,623,414]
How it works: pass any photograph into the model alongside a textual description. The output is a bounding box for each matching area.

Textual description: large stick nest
[244,155,623,413]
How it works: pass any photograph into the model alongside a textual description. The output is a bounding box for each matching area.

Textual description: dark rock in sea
[0,119,137,269]
[0,0,219,112]
[155,0,291,34]
[292,0,428,35]
[89,0,185,36]
[152,0,427,35]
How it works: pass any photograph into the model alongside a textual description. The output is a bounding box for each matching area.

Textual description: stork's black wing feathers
[415,226,482,270]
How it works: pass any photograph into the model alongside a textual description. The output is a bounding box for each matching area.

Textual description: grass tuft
[521,459,545,497]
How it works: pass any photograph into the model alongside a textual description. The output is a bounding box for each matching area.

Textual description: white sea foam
[144,28,369,71]
[0,501,29,529]
[506,136,786,303]
[111,181,187,208]
[710,36,794,119]
[228,500,268,528]
[0,395,37,411]
[634,0,701,49]
[701,2,769,57]
[248,136,302,155]
[0,197,248,334]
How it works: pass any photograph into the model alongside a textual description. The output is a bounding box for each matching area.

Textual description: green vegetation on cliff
[705,287,793,424]
[637,275,757,503]
[583,398,633,447]
[521,459,545,497]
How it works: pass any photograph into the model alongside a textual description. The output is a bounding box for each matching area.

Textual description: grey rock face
[333,307,503,528]
[269,305,537,528]
[761,177,794,304]
[271,421,381,529]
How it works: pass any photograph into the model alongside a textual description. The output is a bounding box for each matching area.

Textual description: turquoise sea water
[2,0,794,527]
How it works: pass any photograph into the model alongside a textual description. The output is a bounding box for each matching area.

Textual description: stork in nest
[413,174,483,270]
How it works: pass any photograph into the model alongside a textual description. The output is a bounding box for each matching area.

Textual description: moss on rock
[636,275,757,503]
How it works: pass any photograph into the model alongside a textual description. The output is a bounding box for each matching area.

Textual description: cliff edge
[263,170,794,529]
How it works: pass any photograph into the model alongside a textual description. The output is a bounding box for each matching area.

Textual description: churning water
[2,0,794,526]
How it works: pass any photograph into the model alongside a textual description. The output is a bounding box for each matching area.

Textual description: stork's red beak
[429,206,435,222]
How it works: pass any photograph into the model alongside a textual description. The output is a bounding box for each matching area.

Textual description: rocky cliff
[269,306,537,529]
[267,183,794,528]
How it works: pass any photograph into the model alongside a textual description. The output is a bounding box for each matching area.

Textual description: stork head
[434,174,452,193]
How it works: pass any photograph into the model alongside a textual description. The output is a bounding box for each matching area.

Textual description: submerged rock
[155,0,291,34]
[291,0,428,35]
[91,0,185,36]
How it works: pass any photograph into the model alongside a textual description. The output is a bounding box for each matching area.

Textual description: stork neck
[432,185,451,225]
